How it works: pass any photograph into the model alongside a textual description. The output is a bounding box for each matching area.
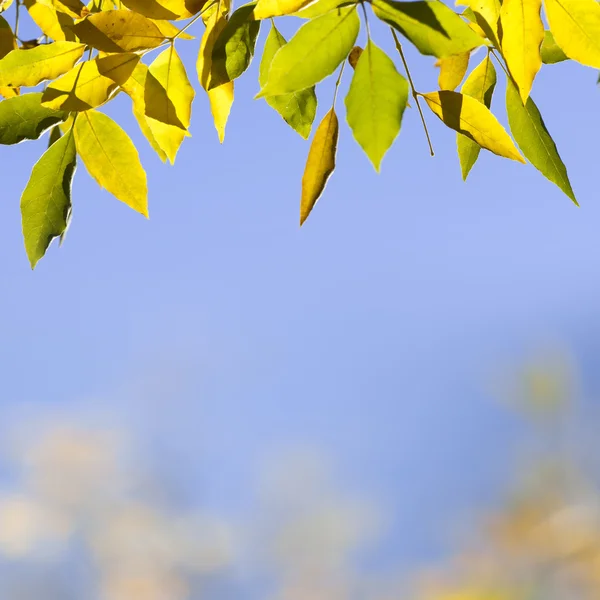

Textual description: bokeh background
[2,1,600,597]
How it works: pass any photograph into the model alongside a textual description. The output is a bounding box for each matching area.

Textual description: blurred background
[2,2,600,598]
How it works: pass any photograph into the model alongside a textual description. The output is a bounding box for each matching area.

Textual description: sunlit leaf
[437,52,470,90]
[74,109,148,216]
[120,0,207,19]
[506,78,576,203]
[461,0,501,44]
[259,22,316,138]
[21,127,76,268]
[257,5,359,96]
[345,40,408,170]
[293,0,352,18]
[372,0,484,58]
[254,0,310,19]
[500,0,543,102]
[0,42,85,88]
[423,90,524,163]
[457,53,496,179]
[24,0,75,41]
[300,107,338,225]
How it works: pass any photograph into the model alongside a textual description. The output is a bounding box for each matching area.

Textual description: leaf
[506,78,576,203]
[461,0,500,44]
[544,0,600,69]
[120,0,206,19]
[0,92,68,144]
[457,53,496,179]
[257,5,359,97]
[540,30,568,64]
[258,22,316,138]
[24,0,75,42]
[254,0,310,18]
[500,0,543,102]
[0,42,85,87]
[209,2,261,88]
[197,7,234,142]
[21,127,76,268]
[41,53,140,111]
[0,14,15,58]
[371,0,484,58]
[120,63,168,161]
[345,40,408,170]
[51,0,88,18]
[348,45,363,69]
[74,109,148,216]
[437,52,470,90]
[72,10,167,52]
[300,107,338,225]
[423,90,524,163]
[293,0,352,18]
[48,124,62,147]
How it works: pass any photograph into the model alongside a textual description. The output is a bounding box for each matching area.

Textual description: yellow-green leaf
[423,90,524,163]
[500,0,543,102]
[461,0,500,44]
[257,5,359,97]
[506,78,576,203]
[0,42,85,87]
[120,0,206,19]
[42,53,139,111]
[345,40,408,171]
[437,52,470,90]
[457,53,496,179]
[540,29,568,63]
[74,109,148,216]
[301,107,338,225]
[293,0,349,18]
[372,0,484,58]
[21,127,76,268]
[254,0,310,19]
[544,0,600,69]
[72,10,167,52]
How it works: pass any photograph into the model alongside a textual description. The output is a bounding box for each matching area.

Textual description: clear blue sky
[1,8,599,576]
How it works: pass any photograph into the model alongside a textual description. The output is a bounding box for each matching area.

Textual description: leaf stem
[172,1,218,41]
[14,0,20,41]
[332,61,346,107]
[390,28,434,157]
[360,1,371,40]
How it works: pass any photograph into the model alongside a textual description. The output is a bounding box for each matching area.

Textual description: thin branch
[14,0,20,41]
[172,1,218,41]
[390,27,434,157]
[332,60,346,107]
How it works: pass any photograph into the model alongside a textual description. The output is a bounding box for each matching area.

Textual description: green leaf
[257,5,359,96]
[74,109,148,216]
[259,23,316,138]
[345,40,408,171]
[457,53,496,179]
[540,30,568,64]
[0,92,68,145]
[21,127,76,269]
[423,90,524,163]
[209,2,261,89]
[301,107,338,225]
[293,0,353,18]
[506,79,576,203]
[0,42,85,87]
[48,125,62,147]
[372,0,484,58]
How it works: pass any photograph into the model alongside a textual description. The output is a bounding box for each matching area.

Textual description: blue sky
[1,5,600,577]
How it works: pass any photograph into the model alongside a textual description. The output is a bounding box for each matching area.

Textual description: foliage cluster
[0,0,596,267]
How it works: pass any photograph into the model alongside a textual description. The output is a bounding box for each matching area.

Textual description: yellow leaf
[37,0,88,18]
[152,19,195,39]
[120,0,206,20]
[41,53,139,110]
[437,52,470,90]
[197,7,234,142]
[0,86,18,97]
[544,0,600,69]
[74,109,148,216]
[72,9,167,53]
[300,108,338,226]
[500,0,543,102]
[24,0,75,41]
[254,0,311,19]
[423,90,525,163]
[0,42,85,87]
[463,0,501,44]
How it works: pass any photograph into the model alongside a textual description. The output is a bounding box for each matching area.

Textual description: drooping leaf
[254,0,310,18]
[544,0,600,69]
[345,40,408,171]
[72,10,168,52]
[41,53,140,111]
[423,90,524,163]
[457,53,496,179]
[540,30,568,64]
[21,127,76,268]
[209,2,260,88]
[0,92,68,144]
[500,0,543,102]
[0,42,85,87]
[258,23,316,139]
[120,0,206,19]
[437,52,470,90]
[74,109,148,216]
[372,0,484,58]
[506,78,576,203]
[300,107,338,225]
[257,5,359,97]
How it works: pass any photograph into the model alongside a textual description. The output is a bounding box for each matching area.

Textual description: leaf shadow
[144,72,186,129]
